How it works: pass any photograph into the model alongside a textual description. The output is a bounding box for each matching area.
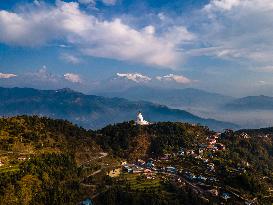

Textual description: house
[133,169,143,174]
[144,169,152,173]
[199,144,207,148]
[123,165,133,173]
[207,144,214,150]
[161,154,171,160]
[108,168,121,177]
[208,153,214,158]
[132,166,144,173]
[221,192,231,200]
[160,156,169,160]
[207,189,219,196]
[146,175,155,180]
[198,148,204,155]
[80,198,93,205]
[166,166,176,174]
[197,176,207,182]
[184,172,196,181]
[208,177,218,183]
[186,150,194,155]
[176,178,182,183]
[240,132,250,139]
[214,133,221,138]
[208,139,217,145]
[121,161,127,165]
[178,150,185,156]
[215,143,226,151]
[146,159,154,168]
[137,159,146,166]
[194,155,202,159]
[208,163,214,168]
[208,163,215,172]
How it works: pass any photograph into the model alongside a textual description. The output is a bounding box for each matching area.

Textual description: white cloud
[257,80,268,86]
[78,0,115,6]
[193,0,273,67]
[158,13,166,21]
[78,0,95,5]
[156,74,192,84]
[0,1,194,68]
[0,73,17,79]
[204,0,241,11]
[30,66,58,82]
[2,0,272,73]
[116,73,151,83]
[60,53,81,64]
[64,73,82,83]
[143,25,155,35]
[258,66,273,73]
[101,0,117,6]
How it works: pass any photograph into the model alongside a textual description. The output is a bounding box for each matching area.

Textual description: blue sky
[1,0,273,96]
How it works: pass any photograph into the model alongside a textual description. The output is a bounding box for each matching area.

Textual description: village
[104,113,257,204]
[109,133,232,201]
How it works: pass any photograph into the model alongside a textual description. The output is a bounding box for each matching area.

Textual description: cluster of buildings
[240,132,251,139]
[170,133,226,161]
[206,133,225,151]
[122,158,177,176]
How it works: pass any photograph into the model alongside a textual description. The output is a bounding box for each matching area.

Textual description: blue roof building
[81,198,93,205]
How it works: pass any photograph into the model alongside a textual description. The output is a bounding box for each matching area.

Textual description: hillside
[94,122,273,204]
[0,116,104,205]
[0,87,237,130]
[96,121,211,160]
[0,116,272,204]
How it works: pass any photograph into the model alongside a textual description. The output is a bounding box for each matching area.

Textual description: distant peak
[56,88,76,93]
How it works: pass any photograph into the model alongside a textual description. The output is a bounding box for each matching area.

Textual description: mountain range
[96,86,234,110]
[224,95,273,110]
[0,87,237,130]
[96,86,273,129]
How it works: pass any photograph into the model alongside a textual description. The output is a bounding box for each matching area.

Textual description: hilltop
[96,121,212,160]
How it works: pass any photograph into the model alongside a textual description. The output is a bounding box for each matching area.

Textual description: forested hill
[97,121,273,172]
[0,115,100,163]
[0,116,101,205]
[96,121,212,160]
[0,87,237,130]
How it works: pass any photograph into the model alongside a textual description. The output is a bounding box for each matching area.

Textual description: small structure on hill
[80,198,93,205]
[136,112,150,125]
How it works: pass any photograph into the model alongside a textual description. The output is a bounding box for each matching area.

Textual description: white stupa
[136,112,150,125]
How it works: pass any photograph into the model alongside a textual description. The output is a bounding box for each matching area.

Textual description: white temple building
[136,112,150,125]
